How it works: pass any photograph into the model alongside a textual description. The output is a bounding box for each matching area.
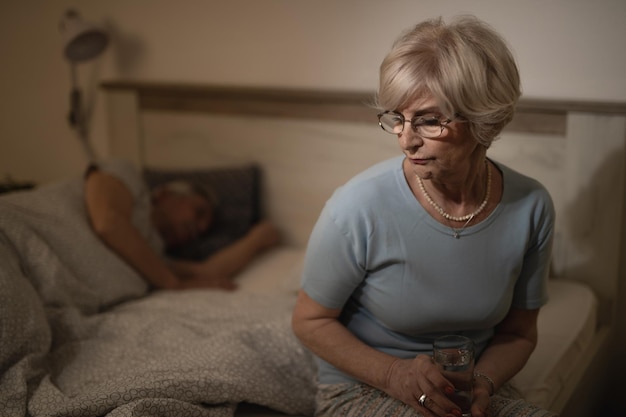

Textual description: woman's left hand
[470,383,491,417]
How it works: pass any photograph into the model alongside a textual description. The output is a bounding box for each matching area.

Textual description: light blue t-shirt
[301,156,555,384]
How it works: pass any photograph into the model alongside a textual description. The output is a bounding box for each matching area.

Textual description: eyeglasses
[377,111,453,138]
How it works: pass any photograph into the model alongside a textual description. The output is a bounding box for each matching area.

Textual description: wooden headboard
[101,80,626,326]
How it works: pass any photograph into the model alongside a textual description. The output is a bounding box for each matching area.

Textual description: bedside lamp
[60,9,109,166]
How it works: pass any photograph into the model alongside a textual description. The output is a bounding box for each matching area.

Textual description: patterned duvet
[0,177,315,417]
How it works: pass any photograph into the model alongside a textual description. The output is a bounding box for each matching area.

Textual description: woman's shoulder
[495,160,549,192]
[315,157,405,239]
[332,156,404,201]
[324,156,404,219]
[494,160,555,213]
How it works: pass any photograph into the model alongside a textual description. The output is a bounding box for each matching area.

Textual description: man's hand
[179,275,238,291]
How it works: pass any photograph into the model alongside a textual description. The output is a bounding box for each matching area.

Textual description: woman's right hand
[384,354,462,417]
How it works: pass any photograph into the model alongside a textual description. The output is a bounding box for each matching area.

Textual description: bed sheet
[235,247,304,296]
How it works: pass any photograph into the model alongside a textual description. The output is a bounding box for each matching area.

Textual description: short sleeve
[301,200,366,310]
[512,187,555,309]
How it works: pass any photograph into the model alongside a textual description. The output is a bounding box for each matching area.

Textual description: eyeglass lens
[378,112,445,138]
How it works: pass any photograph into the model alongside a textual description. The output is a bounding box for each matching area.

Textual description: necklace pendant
[453,231,460,239]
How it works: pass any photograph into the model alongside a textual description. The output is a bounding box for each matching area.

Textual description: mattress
[235,246,304,296]
[512,279,598,409]
[234,249,598,415]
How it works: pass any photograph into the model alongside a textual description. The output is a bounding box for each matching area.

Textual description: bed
[1,81,624,417]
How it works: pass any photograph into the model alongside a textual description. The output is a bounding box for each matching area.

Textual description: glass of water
[433,335,475,417]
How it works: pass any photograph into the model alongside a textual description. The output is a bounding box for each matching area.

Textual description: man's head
[150,180,217,248]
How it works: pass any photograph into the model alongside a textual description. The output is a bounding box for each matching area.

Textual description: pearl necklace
[415,160,491,223]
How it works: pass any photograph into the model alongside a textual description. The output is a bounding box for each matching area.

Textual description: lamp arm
[67,64,98,166]
[68,87,81,128]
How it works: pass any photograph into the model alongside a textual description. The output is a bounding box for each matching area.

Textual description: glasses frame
[377,111,454,138]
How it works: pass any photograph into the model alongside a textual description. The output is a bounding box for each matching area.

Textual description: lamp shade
[60,9,109,63]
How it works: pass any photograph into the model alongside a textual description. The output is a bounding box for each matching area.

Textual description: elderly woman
[292,16,556,417]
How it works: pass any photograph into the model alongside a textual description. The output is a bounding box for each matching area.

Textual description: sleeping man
[84,159,280,290]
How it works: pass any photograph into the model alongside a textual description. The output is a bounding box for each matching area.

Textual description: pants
[314,383,559,417]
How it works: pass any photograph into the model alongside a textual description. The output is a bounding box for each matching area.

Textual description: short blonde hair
[375,15,521,148]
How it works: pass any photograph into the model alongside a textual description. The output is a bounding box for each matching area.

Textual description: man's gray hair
[158,180,219,207]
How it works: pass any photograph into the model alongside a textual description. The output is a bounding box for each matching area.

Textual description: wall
[1,0,625,183]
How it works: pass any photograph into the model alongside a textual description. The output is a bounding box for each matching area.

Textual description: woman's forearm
[474,327,537,393]
[292,293,398,391]
[469,307,540,395]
